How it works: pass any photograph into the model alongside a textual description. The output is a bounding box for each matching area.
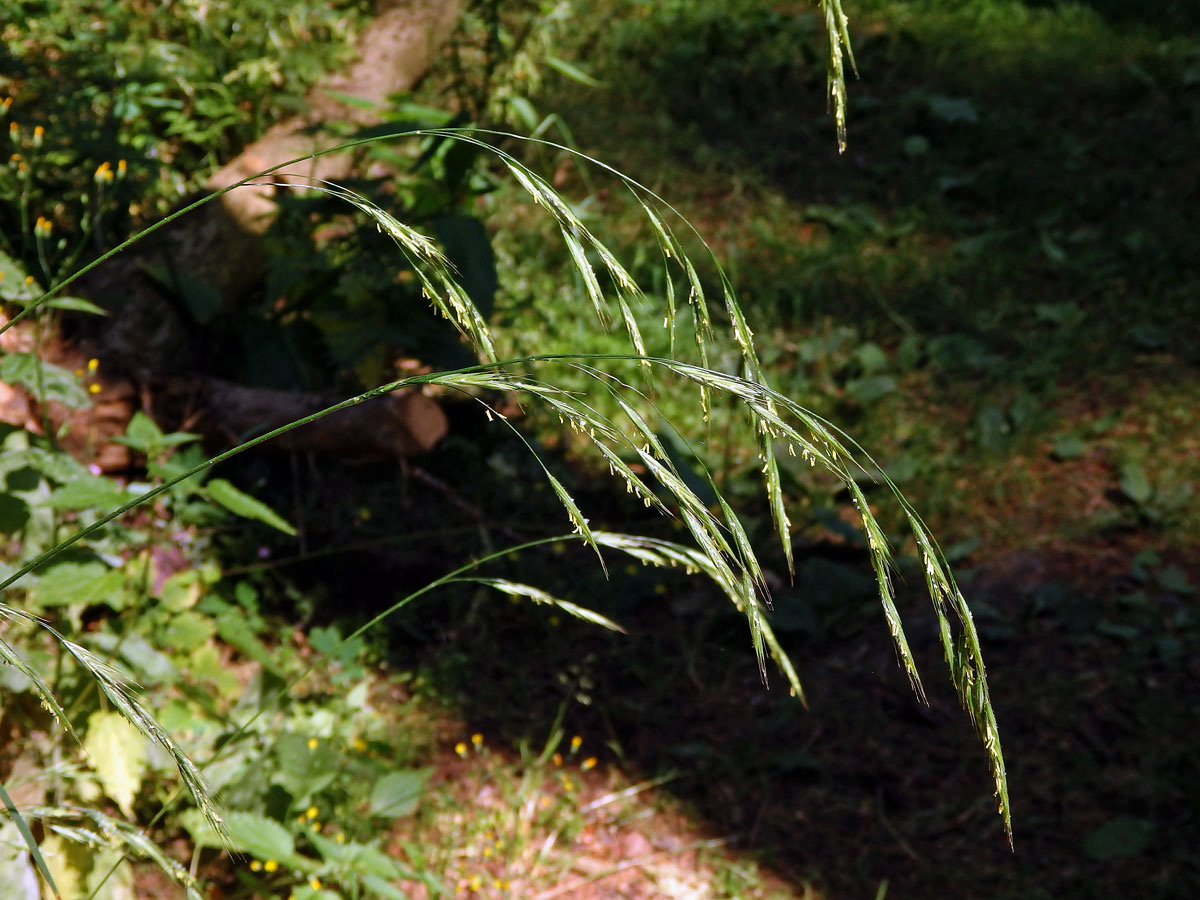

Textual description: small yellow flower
[581,756,598,771]
[24,275,34,285]
[309,877,322,891]
[305,805,318,819]
[351,737,367,752]
[311,821,322,833]
[307,738,319,750]
[471,733,483,748]
[88,382,102,394]
[483,846,492,858]
[117,159,127,179]
[8,122,17,140]
[335,832,345,844]
[87,358,99,373]
[0,98,11,115]
[468,874,482,890]
[569,735,582,753]
[540,796,552,808]
[8,153,19,164]
[250,860,262,872]
[32,125,43,148]
[552,753,563,767]
[94,161,113,184]
[34,216,51,238]
[297,814,307,824]
[455,742,468,758]
[264,859,278,872]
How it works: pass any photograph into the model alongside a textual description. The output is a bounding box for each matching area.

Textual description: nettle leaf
[206,478,297,535]
[32,559,128,609]
[368,768,432,818]
[0,353,90,409]
[45,476,135,511]
[224,811,294,861]
[272,733,338,799]
[84,710,148,818]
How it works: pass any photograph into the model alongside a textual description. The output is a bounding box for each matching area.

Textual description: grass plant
[0,2,1026,896]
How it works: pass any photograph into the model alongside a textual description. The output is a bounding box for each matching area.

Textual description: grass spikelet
[847,478,925,702]
[561,225,610,325]
[34,806,205,900]
[54,636,226,843]
[0,608,78,743]
[465,578,626,633]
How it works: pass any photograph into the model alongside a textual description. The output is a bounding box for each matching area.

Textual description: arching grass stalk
[1,132,1010,888]
[1,351,1010,846]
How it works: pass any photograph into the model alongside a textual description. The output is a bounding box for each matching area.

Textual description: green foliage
[0,2,1029,897]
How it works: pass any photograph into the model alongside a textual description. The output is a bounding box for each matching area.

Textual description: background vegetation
[1,0,1196,898]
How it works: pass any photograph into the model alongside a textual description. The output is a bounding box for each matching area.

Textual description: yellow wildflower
[581,756,598,771]
[32,125,43,148]
[309,877,322,891]
[307,737,318,750]
[569,735,582,753]
[305,806,318,820]
[455,742,468,758]
[471,733,483,748]
[552,753,562,767]
[250,860,262,872]
[264,859,278,872]
[87,358,99,373]
[88,383,102,394]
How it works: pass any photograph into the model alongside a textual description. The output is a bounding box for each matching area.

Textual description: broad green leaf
[0,354,90,409]
[206,478,296,535]
[44,477,133,511]
[368,768,432,818]
[31,559,128,609]
[224,811,294,861]
[272,733,338,799]
[83,711,147,818]
[88,632,176,684]
[113,411,163,453]
[162,610,215,651]
[1119,461,1153,504]
[215,608,277,670]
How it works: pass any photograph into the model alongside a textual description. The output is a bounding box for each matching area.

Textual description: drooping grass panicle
[0,605,78,743]
[31,805,206,900]
[48,631,227,842]
[453,577,626,633]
